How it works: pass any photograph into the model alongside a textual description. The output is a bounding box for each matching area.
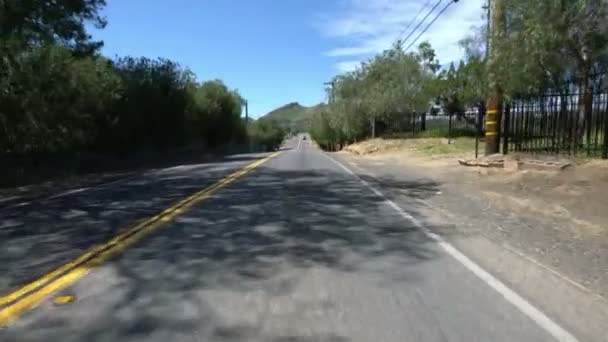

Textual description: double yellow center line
[0,152,281,327]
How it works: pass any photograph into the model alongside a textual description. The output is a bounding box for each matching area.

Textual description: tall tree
[502,0,608,143]
[1,0,107,52]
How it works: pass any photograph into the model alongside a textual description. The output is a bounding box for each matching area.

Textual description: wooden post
[485,0,505,155]
[603,105,608,159]
[503,102,511,154]
[448,112,453,144]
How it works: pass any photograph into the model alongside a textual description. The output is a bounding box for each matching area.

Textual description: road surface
[0,135,578,341]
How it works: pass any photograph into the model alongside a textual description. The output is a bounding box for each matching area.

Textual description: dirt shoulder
[338,138,608,299]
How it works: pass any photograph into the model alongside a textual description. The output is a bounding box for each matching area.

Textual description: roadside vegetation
[0,0,250,157]
[248,119,286,151]
[310,0,608,152]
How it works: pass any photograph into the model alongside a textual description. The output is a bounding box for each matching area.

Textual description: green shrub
[248,119,285,151]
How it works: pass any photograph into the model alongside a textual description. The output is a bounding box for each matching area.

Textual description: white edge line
[0,196,22,204]
[2,176,136,211]
[322,152,580,342]
[297,136,302,151]
[4,155,259,210]
[94,174,140,189]
[48,187,91,199]
[4,156,250,210]
[333,151,605,303]
[43,175,137,201]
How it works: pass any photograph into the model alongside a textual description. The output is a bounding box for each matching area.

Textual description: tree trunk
[421,112,426,131]
[575,63,593,153]
[560,91,569,152]
[371,118,376,138]
[477,102,486,132]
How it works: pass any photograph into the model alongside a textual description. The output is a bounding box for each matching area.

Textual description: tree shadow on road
[1,161,456,342]
[0,154,266,293]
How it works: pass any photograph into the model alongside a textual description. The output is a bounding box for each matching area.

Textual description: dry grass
[344,137,478,160]
[342,136,608,239]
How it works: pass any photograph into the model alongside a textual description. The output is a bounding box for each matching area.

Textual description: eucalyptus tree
[501,0,608,143]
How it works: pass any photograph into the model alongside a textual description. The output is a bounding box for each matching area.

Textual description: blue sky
[90,0,484,118]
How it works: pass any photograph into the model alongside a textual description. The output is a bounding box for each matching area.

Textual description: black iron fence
[381,74,608,159]
[503,74,608,158]
[390,111,481,138]
[381,111,480,138]
[423,111,480,136]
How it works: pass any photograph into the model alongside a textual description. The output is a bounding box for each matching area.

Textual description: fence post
[372,118,376,138]
[448,112,453,144]
[603,107,608,159]
[476,106,485,159]
[475,126,480,159]
[421,112,427,131]
[503,102,511,155]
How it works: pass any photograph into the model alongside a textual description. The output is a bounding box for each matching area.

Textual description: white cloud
[315,0,485,71]
[326,35,395,57]
[335,60,362,73]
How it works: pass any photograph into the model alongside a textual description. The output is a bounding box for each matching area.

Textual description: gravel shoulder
[334,142,608,341]
[336,138,608,300]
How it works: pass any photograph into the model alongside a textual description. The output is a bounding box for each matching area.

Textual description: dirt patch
[337,142,608,299]
[474,161,608,234]
[481,190,605,237]
[342,138,608,238]
[344,137,477,159]
[343,139,407,155]
[342,138,479,175]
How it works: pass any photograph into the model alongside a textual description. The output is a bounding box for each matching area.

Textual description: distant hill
[260,102,326,133]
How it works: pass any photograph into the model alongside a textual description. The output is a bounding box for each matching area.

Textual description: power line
[399,0,444,47]
[484,0,491,60]
[404,0,458,52]
[395,0,434,43]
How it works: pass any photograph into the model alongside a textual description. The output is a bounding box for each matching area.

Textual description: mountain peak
[260,102,325,133]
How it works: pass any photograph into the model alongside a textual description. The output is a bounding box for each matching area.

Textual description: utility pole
[324,81,335,104]
[244,99,251,152]
[244,99,249,123]
[484,0,505,155]
[475,0,490,159]
[483,0,491,61]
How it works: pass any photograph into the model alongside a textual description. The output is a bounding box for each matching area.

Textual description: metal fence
[380,110,482,138]
[503,74,608,158]
[423,111,480,136]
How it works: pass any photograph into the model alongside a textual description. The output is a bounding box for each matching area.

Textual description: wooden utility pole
[244,100,249,122]
[484,0,505,155]
[324,81,335,104]
[244,99,251,152]
[484,0,491,60]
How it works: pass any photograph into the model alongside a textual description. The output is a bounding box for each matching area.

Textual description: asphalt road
[0,135,574,341]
